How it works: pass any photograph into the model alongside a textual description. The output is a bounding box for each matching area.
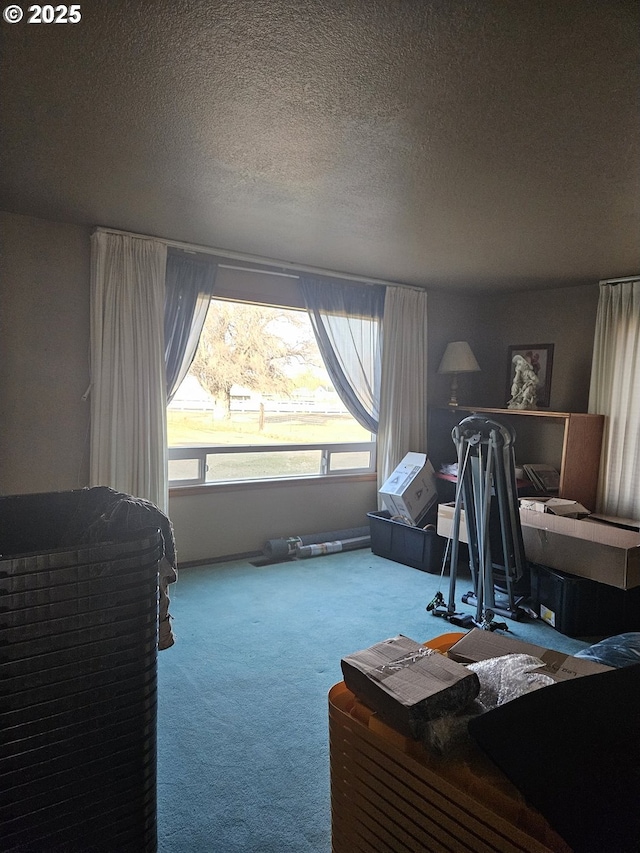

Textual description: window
[167,298,376,486]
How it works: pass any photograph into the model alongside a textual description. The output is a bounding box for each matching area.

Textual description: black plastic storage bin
[530,562,640,638]
[368,509,445,573]
[0,489,161,853]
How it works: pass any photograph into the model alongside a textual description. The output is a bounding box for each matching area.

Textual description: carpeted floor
[157,548,592,853]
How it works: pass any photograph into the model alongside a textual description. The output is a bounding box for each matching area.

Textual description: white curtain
[377,286,429,494]
[90,232,169,511]
[588,279,640,518]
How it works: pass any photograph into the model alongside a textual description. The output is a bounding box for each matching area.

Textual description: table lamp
[438,341,480,406]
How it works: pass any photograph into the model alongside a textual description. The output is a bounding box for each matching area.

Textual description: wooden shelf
[451,406,575,418]
[429,406,604,511]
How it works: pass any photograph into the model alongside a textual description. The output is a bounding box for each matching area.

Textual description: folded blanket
[60,486,178,649]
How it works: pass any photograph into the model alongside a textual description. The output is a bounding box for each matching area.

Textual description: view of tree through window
[167,299,376,484]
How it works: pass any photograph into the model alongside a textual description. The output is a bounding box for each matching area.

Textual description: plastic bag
[468,653,555,710]
[574,633,640,668]
[424,653,554,754]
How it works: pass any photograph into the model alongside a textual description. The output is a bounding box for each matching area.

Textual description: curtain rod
[93,225,423,291]
[599,275,640,285]
[219,263,299,280]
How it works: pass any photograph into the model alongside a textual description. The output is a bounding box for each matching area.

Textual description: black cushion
[468,663,640,853]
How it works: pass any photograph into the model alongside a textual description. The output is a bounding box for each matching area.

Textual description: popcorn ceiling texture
[1,0,638,290]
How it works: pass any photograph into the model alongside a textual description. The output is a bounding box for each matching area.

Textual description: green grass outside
[167,410,371,446]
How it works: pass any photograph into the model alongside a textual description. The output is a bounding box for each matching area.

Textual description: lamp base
[447,373,460,407]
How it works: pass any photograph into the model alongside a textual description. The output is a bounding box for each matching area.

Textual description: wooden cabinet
[428,406,604,511]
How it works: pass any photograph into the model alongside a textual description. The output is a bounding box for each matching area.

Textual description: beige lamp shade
[438,341,480,406]
[438,341,481,375]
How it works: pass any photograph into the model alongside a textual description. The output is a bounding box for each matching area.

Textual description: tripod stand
[429,415,529,628]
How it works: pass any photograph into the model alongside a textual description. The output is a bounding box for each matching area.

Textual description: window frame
[167,272,378,489]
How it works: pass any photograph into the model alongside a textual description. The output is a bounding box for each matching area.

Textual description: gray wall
[475,285,600,412]
[427,284,599,413]
[427,289,486,409]
[1,211,602,562]
[0,212,92,494]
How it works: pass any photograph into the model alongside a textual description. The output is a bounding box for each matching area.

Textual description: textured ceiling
[1,0,638,291]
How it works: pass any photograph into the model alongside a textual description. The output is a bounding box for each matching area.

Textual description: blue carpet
[157,549,591,852]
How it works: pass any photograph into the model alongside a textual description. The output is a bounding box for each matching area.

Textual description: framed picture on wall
[506,343,554,408]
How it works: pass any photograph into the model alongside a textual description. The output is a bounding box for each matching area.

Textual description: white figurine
[507,354,539,409]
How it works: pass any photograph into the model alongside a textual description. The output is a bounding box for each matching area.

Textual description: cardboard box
[520,509,640,590]
[379,453,438,525]
[437,501,469,543]
[518,498,551,513]
[520,497,590,518]
[440,501,640,590]
[341,634,480,739]
[589,513,640,532]
[447,628,612,681]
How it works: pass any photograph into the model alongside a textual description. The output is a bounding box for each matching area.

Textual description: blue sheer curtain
[164,252,217,402]
[299,277,384,433]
